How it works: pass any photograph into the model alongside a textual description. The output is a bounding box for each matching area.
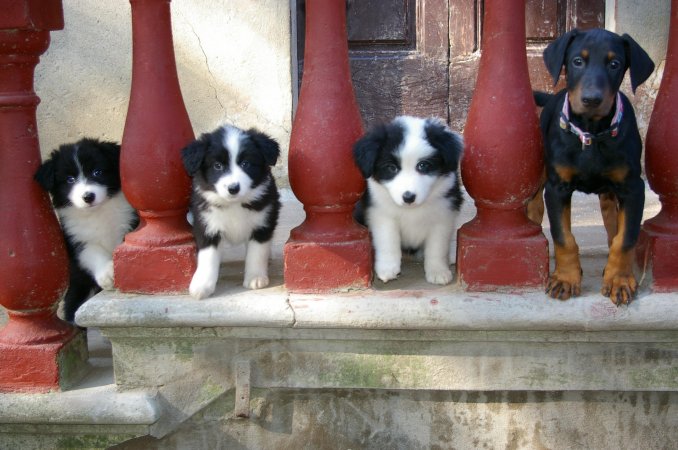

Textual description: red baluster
[637,0,678,291]
[0,1,87,392]
[113,0,196,293]
[456,0,549,290]
[284,0,372,292]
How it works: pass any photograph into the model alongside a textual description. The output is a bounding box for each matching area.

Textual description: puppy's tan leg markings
[547,205,582,300]
[602,211,637,305]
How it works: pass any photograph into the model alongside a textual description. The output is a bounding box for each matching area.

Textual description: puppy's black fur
[529,28,654,304]
[35,138,138,322]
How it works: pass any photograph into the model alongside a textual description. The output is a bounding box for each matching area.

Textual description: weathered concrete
[1,189,676,449]
[118,389,678,450]
[34,0,294,184]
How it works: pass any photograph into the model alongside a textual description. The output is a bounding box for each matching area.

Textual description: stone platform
[1,189,677,449]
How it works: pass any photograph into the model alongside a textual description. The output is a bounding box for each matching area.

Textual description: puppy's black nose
[228,183,240,195]
[83,192,95,204]
[581,95,603,108]
[402,191,416,204]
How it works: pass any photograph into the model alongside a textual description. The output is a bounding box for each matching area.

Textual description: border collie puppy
[34,138,138,322]
[181,125,280,299]
[353,116,463,285]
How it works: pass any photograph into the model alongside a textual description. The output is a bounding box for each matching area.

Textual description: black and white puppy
[181,125,281,299]
[353,116,463,285]
[34,138,138,322]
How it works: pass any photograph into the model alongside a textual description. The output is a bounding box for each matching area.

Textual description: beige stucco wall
[33,0,670,186]
[35,0,295,184]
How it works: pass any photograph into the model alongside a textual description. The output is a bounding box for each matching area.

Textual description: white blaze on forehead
[213,126,255,201]
[381,116,441,207]
[67,145,109,208]
[394,116,436,164]
[223,126,244,160]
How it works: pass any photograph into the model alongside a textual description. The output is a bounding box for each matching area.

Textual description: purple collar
[560,92,623,148]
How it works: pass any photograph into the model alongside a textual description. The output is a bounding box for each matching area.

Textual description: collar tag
[561,92,624,149]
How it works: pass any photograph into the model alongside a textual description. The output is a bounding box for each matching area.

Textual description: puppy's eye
[66,176,76,184]
[384,163,399,174]
[416,161,433,173]
[239,160,251,169]
[92,169,102,177]
[609,59,621,70]
[213,162,224,171]
[572,56,585,68]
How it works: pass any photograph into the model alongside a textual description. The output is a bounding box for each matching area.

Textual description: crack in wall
[181,13,225,111]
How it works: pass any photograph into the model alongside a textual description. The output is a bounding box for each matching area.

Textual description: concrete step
[1,188,676,449]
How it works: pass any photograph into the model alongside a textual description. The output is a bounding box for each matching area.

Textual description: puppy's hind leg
[244,239,272,289]
[189,246,221,299]
[599,192,619,248]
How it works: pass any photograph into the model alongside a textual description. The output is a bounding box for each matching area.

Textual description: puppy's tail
[533,90,554,107]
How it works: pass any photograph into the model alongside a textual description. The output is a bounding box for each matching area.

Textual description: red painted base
[457,222,549,291]
[0,331,87,393]
[114,241,196,294]
[637,226,678,292]
[284,238,373,293]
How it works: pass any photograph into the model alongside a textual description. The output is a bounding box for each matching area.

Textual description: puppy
[181,125,281,299]
[353,116,464,285]
[34,138,138,322]
[527,29,654,304]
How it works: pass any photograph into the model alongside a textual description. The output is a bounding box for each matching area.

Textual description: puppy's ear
[425,120,463,171]
[248,129,280,166]
[352,126,386,179]
[181,138,208,176]
[97,140,122,170]
[34,152,58,191]
[543,29,578,86]
[622,33,655,93]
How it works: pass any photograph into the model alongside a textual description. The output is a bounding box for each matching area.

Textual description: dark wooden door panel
[298,0,449,129]
[449,0,605,132]
[297,1,604,133]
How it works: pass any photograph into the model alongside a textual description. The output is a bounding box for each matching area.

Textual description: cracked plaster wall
[35,0,295,185]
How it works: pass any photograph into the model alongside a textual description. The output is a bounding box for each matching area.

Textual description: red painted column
[284,0,372,292]
[0,1,87,392]
[637,0,678,291]
[113,0,196,293]
[456,0,549,290]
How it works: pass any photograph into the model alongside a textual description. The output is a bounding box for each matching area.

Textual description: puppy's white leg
[189,246,221,299]
[243,240,271,289]
[78,245,115,290]
[424,224,454,285]
[370,216,402,283]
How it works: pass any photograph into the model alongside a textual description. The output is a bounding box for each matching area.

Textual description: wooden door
[449,0,604,130]
[296,0,604,132]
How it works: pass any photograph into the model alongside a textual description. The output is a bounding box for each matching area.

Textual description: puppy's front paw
[375,259,401,283]
[425,265,453,285]
[95,261,115,290]
[602,269,638,306]
[189,273,216,300]
[244,274,269,290]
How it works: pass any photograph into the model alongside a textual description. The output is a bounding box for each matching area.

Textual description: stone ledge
[0,384,159,425]
[76,285,678,332]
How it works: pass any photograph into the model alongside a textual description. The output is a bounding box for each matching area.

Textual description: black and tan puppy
[528,28,654,305]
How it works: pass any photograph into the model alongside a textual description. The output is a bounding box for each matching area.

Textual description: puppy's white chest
[59,193,135,252]
[202,204,267,244]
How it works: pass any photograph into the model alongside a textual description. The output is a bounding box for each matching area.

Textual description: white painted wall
[35,0,295,184]
[606,0,670,66]
[33,1,670,187]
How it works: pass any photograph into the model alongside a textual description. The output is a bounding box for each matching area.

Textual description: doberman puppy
[528,28,655,305]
